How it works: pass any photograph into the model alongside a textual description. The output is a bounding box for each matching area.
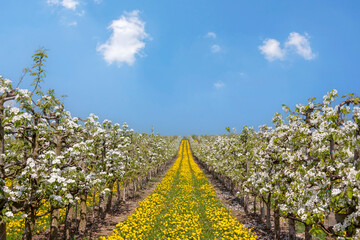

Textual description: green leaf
[356,172,360,180]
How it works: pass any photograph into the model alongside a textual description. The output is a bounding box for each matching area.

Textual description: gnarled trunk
[354,145,360,170]
[244,194,248,214]
[266,193,271,229]
[50,134,63,240]
[261,199,265,221]
[305,224,312,240]
[0,219,6,240]
[49,208,60,240]
[253,194,257,214]
[274,200,280,239]
[0,105,7,240]
[288,217,296,240]
[106,181,114,213]
[99,192,106,220]
[330,139,335,161]
[64,204,74,240]
[116,180,121,204]
[23,206,36,240]
[133,179,137,193]
[78,192,87,235]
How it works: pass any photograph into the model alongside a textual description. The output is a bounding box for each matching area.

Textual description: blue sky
[1,1,359,135]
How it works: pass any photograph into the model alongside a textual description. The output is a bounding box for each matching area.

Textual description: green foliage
[225,127,230,133]
[23,48,48,95]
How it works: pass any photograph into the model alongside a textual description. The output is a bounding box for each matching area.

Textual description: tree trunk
[129,181,133,198]
[253,194,257,215]
[305,224,312,240]
[49,134,62,240]
[244,194,249,214]
[106,181,114,213]
[99,192,106,220]
[261,199,265,221]
[49,208,60,240]
[74,201,78,222]
[123,184,126,202]
[354,145,360,170]
[92,190,97,218]
[245,157,250,213]
[0,219,6,240]
[64,205,74,240]
[266,193,271,229]
[240,188,245,206]
[23,219,34,240]
[138,177,142,190]
[288,218,296,240]
[330,139,335,161]
[78,192,87,235]
[274,200,280,239]
[0,105,7,240]
[23,207,36,240]
[116,180,121,204]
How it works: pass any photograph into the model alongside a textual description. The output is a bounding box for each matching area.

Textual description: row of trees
[0,50,180,240]
[191,89,360,239]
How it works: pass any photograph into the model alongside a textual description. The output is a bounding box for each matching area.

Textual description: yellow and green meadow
[102,140,256,240]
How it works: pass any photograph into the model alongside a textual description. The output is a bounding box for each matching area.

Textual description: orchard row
[191,89,360,239]
[0,50,180,240]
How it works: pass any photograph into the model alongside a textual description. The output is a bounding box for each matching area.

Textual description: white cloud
[97,10,148,66]
[206,32,216,39]
[62,0,79,10]
[258,39,285,61]
[94,0,103,3]
[285,32,315,60]
[47,0,79,10]
[259,32,316,61]
[211,44,221,53]
[214,81,225,89]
